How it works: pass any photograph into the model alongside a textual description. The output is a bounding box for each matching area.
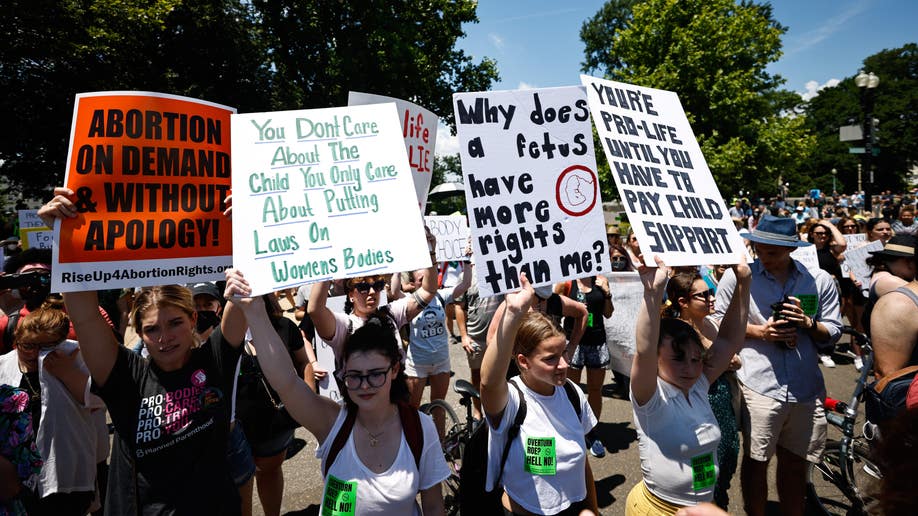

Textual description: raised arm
[596,275,614,318]
[307,280,336,342]
[559,295,588,352]
[480,273,534,425]
[226,272,340,443]
[630,256,670,407]
[704,260,751,384]
[405,227,439,320]
[451,260,473,299]
[824,220,847,258]
[219,270,250,347]
[39,188,120,385]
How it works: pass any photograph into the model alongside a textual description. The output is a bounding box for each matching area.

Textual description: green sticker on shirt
[691,453,716,491]
[796,294,818,316]
[322,475,357,516]
[587,313,594,328]
[524,436,556,475]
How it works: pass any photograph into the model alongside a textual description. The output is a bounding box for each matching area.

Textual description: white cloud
[488,33,504,50]
[518,81,536,90]
[799,78,841,101]
[435,122,459,157]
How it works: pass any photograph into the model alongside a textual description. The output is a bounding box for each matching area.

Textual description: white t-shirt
[316,407,450,515]
[486,378,597,515]
[328,297,409,366]
[631,375,721,506]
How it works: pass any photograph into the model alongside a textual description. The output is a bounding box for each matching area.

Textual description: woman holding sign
[307,228,440,371]
[225,273,450,515]
[480,273,599,516]
[626,256,750,514]
[39,189,249,515]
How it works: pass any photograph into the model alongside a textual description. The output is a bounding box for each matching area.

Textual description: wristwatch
[808,316,818,330]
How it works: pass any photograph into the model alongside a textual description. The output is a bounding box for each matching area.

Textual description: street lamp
[831,168,837,194]
[855,70,879,214]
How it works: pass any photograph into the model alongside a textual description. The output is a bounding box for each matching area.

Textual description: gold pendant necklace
[359,408,395,447]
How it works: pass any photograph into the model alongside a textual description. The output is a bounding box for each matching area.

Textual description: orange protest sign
[53,92,235,292]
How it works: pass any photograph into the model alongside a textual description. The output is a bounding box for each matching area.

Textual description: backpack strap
[324,403,424,477]
[562,379,583,421]
[324,407,358,477]
[496,379,528,485]
[874,365,918,394]
[397,401,424,471]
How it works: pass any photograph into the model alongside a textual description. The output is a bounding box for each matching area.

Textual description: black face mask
[610,260,628,271]
[196,310,221,334]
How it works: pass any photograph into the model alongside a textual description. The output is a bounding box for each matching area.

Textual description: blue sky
[436,0,916,155]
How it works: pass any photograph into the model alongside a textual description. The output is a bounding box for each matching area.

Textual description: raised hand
[38,187,78,228]
[637,254,670,295]
[505,272,535,315]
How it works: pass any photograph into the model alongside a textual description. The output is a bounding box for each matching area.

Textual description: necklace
[20,369,40,404]
[358,408,396,447]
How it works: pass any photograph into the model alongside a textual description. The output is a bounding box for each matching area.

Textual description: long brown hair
[513,311,565,358]
[14,299,69,349]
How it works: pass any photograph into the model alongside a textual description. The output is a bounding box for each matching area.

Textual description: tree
[251,0,498,129]
[802,43,918,194]
[581,0,815,197]
[0,0,498,199]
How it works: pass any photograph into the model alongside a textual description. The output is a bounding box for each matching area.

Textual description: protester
[558,275,613,458]
[892,205,918,235]
[307,230,439,371]
[397,262,470,437]
[0,383,43,515]
[626,257,749,513]
[0,303,107,515]
[867,240,918,424]
[455,258,504,420]
[866,217,893,245]
[191,282,225,341]
[609,244,633,272]
[809,221,848,368]
[662,270,743,510]
[713,215,841,516]
[480,273,599,515]
[236,294,314,516]
[227,275,449,515]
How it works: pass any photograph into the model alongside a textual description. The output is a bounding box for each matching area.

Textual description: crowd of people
[0,186,917,516]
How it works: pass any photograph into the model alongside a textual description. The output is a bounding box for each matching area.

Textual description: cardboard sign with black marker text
[453,86,610,297]
[581,75,744,267]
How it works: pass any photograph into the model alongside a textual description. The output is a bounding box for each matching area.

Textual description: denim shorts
[249,428,296,458]
[226,423,256,486]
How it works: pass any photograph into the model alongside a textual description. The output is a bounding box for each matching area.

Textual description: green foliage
[802,43,918,194]
[582,0,814,198]
[0,0,497,200]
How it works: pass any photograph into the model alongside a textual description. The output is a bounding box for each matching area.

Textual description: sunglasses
[339,366,392,390]
[691,289,715,301]
[841,225,857,229]
[611,256,627,262]
[812,231,828,236]
[16,340,58,352]
[352,280,386,294]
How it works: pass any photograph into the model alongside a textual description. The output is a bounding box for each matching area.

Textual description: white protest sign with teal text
[231,103,430,296]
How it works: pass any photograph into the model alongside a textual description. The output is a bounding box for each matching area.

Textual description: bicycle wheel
[420,399,461,444]
[807,439,880,516]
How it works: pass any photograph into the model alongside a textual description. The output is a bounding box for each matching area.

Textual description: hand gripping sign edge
[555,164,598,217]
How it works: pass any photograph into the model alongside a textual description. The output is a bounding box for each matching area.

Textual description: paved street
[259,305,863,515]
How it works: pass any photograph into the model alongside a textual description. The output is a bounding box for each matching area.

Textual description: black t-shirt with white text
[93,329,241,515]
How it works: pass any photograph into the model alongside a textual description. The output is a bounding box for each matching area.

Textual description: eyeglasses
[611,256,627,262]
[691,289,715,301]
[339,366,392,390]
[352,280,386,294]
[841,225,857,230]
[812,231,828,236]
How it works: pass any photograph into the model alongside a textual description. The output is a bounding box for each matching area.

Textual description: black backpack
[458,378,583,514]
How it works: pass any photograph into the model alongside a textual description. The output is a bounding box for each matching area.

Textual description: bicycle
[807,327,882,515]
[420,378,480,516]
